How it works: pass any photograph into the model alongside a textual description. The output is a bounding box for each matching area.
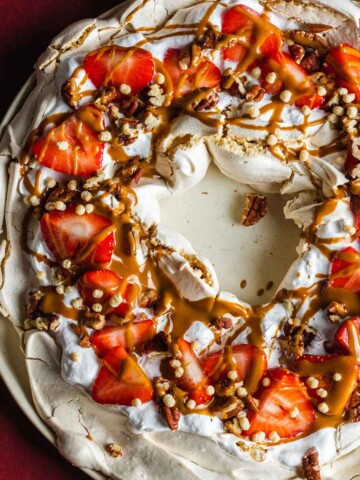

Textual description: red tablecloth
[0,1,121,478]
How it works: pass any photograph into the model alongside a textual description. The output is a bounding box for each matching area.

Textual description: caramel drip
[154,58,173,107]
[193,1,221,42]
[18,0,360,443]
[66,66,94,106]
[41,287,80,321]
[125,0,152,23]
[296,356,358,416]
[107,145,130,163]
[76,225,117,262]
[22,169,42,196]
[136,30,198,48]
[178,89,224,127]
[222,8,283,88]
[20,209,55,266]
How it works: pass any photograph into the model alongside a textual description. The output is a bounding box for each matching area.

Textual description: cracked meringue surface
[2,1,360,479]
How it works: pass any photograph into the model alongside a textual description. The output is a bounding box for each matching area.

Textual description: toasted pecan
[139,332,170,357]
[95,86,118,109]
[221,397,245,420]
[286,30,327,50]
[279,319,316,360]
[246,85,265,102]
[327,301,347,323]
[192,90,219,111]
[241,194,268,227]
[118,95,144,117]
[301,53,323,73]
[302,447,321,480]
[288,44,305,64]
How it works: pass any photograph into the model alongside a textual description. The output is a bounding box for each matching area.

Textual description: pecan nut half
[138,332,170,357]
[162,404,180,430]
[241,194,268,227]
[61,80,79,109]
[118,95,144,117]
[327,301,347,323]
[287,30,327,50]
[302,447,321,480]
[221,397,244,420]
[279,319,316,360]
[301,54,322,73]
[70,323,92,348]
[95,86,118,109]
[192,89,219,111]
[27,290,44,318]
[349,385,360,423]
[246,85,265,102]
[288,44,305,64]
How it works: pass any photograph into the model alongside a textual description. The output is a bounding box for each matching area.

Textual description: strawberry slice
[334,318,360,353]
[83,45,154,93]
[92,320,155,357]
[78,269,136,319]
[296,354,338,405]
[163,48,221,98]
[259,62,284,95]
[203,344,267,394]
[92,346,153,405]
[345,149,358,176]
[222,5,282,63]
[246,368,315,439]
[325,44,360,101]
[328,247,360,294]
[263,52,324,108]
[40,205,115,264]
[295,92,325,110]
[296,354,358,415]
[177,338,212,405]
[32,107,104,177]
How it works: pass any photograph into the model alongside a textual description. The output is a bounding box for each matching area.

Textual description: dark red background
[0,1,121,478]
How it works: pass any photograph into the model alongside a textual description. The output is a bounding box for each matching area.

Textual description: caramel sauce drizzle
[17,0,360,444]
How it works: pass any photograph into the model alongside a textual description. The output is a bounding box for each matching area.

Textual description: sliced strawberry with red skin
[32,108,104,177]
[296,354,338,404]
[177,338,212,405]
[163,48,221,98]
[83,45,154,93]
[259,62,284,95]
[345,150,358,176]
[222,5,254,63]
[296,354,358,415]
[92,320,155,357]
[324,44,360,101]
[222,5,282,62]
[203,344,267,394]
[246,368,315,439]
[92,346,153,405]
[78,269,135,319]
[40,205,115,264]
[328,247,360,294]
[295,93,325,109]
[267,52,309,88]
[264,52,324,109]
[334,318,360,353]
